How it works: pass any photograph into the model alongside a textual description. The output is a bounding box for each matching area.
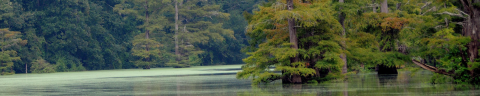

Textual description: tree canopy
[237,0,480,84]
[0,0,265,74]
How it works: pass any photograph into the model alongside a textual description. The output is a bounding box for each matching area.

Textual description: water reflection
[238,71,480,96]
[344,80,348,96]
[0,65,479,96]
[377,74,398,86]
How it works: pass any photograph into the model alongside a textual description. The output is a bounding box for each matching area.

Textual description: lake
[0,65,479,96]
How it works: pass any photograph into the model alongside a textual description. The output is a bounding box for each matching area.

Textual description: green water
[0,65,478,96]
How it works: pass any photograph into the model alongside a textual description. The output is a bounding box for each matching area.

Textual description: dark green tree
[171,0,234,67]
[114,0,170,69]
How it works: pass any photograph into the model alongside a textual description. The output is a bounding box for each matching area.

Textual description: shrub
[30,59,56,73]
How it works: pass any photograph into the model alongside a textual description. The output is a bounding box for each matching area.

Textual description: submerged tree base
[377,65,398,74]
[279,68,340,84]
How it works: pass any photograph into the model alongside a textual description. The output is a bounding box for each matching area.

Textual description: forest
[0,0,479,85]
[0,0,265,73]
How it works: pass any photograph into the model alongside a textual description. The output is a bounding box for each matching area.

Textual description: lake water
[1,65,479,96]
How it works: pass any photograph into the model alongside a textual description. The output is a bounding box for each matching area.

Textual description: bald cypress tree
[237,0,344,84]
[173,0,234,67]
[114,0,169,69]
[0,29,24,75]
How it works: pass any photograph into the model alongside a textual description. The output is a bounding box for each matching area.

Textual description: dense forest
[1,0,479,85]
[0,0,269,74]
[236,0,480,84]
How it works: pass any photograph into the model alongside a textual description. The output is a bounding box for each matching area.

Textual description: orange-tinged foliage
[4,33,15,38]
[380,17,410,32]
[360,13,411,32]
[305,62,310,67]
[20,40,28,46]
[265,23,289,41]
[295,0,311,7]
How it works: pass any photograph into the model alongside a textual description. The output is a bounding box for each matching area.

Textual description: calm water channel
[1,65,479,96]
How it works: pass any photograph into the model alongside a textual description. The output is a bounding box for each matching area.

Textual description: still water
[0,65,479,96]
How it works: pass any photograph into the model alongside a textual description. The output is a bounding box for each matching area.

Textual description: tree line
[0,0,268,74]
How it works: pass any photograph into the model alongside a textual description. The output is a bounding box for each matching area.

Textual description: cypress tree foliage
[342,0,410,75]
[172,0,234,67]
[0,29,24,75]
[340,0,479,84]
[131,33,162,69]
[201,0,268,65]
[114,0,170,69]
[403,0,480,84]
[237,0,344,84]
[0,0,14,26]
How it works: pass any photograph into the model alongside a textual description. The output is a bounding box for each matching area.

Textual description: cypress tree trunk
[459,0,479,77]
[144,0,150,69]
[286,0,301,84]
[339,0,348,75]
[175,0,180,63]
[372,0,376,13]
[396,3,401,10]
[144,0,149,52]
[380,0,388,13]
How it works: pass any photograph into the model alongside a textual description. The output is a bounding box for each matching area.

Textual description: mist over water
[1,65,479,96]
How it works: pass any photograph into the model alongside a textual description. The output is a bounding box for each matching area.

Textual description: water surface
[1,65,479,96]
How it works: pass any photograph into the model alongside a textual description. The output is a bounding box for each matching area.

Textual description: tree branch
[421,2,431,10]
[456,9,470,18]
[412,59,452,76]
[435,11,466,18]
[456,22,465,26]
[434,25,443,29]
[361,4,379,8]
[421,6,436,15]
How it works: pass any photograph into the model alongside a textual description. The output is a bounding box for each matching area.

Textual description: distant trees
[114,0,236,68]
[131,34,162,69]
[173,0,234,67]
[0,0,257,74]
[201,0,266,65]
[30,59,55,73]
[0,29,24,75]
[0,0,142,73]
[114,0,168,69]
[0,0,14,26]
